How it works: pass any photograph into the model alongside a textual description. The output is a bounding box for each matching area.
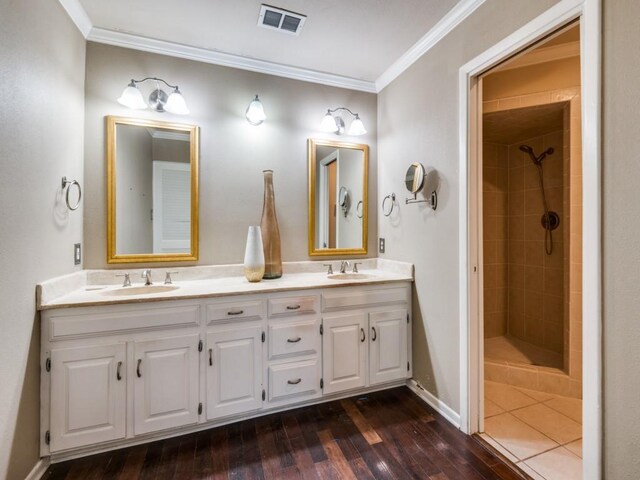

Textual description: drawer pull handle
[136,359,142,378]
[227,310,244,315]
[116,361,122,381]
[372,327,377,342]
[360,328,366,342]
[287,337,302,343]
[286,304,301,310]
[209,348,213,366]
[287,378,302,385]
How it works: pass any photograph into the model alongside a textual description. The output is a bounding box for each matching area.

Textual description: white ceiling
[78,0,461,83]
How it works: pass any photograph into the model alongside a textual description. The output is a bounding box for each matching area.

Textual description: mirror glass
[308,139,368,255]
[107,116,199,263]
[405,162,425,193]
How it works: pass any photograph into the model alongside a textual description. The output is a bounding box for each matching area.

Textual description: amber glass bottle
[260,170,282,279]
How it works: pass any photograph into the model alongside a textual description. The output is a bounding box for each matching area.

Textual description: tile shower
[482,90,583,399]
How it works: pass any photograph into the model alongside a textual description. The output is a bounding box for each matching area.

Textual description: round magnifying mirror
[405,163,425,194]
[338,186,349,206]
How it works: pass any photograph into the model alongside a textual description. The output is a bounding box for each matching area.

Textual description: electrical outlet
[74,243,81,265]
[379,237,385,254]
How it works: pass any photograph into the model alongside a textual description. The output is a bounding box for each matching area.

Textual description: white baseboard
[406,379,461,429]
[24,458,50,480]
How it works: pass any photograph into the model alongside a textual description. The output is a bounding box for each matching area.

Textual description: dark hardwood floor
[43,387,525,480]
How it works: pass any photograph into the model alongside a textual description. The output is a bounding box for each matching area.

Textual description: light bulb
[348,115,367,136]
[245,95,266,125]
[320,111,338,132]
[164,87,190,115]
[117,81,147,110]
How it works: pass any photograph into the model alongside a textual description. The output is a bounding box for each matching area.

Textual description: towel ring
[356,200,363,219]
[382,193,396,217]
[62,176,82,211]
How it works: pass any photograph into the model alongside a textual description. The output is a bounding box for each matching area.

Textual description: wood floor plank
[41,388,526,480]
[340,399,383,445]
[317,429,358,480]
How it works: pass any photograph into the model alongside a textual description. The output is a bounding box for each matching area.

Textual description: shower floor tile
[485,335,563,369]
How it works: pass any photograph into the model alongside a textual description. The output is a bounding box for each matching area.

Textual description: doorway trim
[458,0,601,478]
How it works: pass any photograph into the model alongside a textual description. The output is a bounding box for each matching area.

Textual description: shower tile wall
[483,142,509,338]
[507,132,565,354]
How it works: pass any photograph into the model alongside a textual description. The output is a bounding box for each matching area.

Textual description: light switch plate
[74,243,81,265]
[379,238,385,254]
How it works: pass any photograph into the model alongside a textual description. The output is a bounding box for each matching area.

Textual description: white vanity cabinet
[321,286,411,395]
[40,281,411,460]
[49,343,127,452]
[133,335,200,435]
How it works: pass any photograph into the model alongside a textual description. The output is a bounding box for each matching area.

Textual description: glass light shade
[348,116,367,136]
[164,88,190,115]
[245,95,266,125]
[117,83,147,110]
[320,111,339,132]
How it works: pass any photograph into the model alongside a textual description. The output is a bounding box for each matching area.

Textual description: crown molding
[58,0,92,38]
[375,0,486,92]
[87,28,377,93]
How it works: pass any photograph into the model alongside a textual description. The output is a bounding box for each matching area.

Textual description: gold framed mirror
[106,116,199,263]
[308,138,368,256]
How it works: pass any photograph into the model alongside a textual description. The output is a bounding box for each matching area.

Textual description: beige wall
[84,43,378,268]
[377,0,560,412]
[0,1,86,478]
[603,0,640,477]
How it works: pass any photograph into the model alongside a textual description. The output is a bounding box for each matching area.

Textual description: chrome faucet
[339,261,351,274]
[141,269,153,286]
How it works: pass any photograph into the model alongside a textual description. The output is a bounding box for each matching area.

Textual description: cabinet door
[206,325,262,420]
[322,312,368,394]
[50,344,126,452]
[134,335,199,435]
[369,309,408,385]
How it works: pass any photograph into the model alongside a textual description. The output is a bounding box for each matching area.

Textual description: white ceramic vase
[244,226,265,282]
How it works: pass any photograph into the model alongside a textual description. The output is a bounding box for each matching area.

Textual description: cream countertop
[37,259,413,310]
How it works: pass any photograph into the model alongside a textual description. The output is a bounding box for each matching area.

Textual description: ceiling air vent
[258,4,306,36]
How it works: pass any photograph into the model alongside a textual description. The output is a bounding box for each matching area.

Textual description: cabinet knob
[287,378,302,385]
[371,327,377,342]
[209,348,213,366]
[360,328,366,342]
[116,361,123,381]
[286,304,301,310]
[227,310,244,316]
[287,337,302,343]
[136,359,142,378]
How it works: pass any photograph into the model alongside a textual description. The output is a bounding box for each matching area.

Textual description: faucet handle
[352,263,362,273]
[115,273,131,287]
[323,264,334,275]
[164,271,179,285]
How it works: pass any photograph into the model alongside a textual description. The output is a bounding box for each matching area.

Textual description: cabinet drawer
[268,359,320,403]
[268,295,318,317]
[268,319,319,359]
[49,305,200,339]
[322,286,408,311]
[206,300,264,324]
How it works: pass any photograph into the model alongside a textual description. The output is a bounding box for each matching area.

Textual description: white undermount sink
[327,273,374,280]
[101,285,180,296]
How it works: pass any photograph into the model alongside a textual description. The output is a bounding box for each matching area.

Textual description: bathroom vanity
[37,260,413,460]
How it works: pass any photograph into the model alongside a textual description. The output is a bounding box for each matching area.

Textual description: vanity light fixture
[117,77,190,115]
[245,94,267,125]
[320,107,366,136]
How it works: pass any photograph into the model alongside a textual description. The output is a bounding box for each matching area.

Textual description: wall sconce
[320,107,366,136]
[117,77,190,115]
[245,94,266,125]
